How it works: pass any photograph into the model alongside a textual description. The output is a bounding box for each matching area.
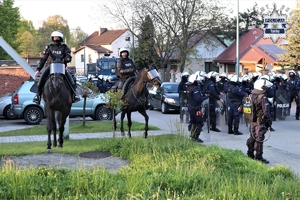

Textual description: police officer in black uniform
[206,71,224,132]
[186,73,208,143]
[33,30,80,105]
[286,70,300,120]
[227,75,248,135]
[240,75,252,95]
[178,72,190,123]
[246,79,273,164]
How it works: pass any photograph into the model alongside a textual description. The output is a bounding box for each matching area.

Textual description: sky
[14,0,297,35]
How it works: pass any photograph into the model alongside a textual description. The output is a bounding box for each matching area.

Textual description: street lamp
[236,0,240,76]
[132,11,139,61]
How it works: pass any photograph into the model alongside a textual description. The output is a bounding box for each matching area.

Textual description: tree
[0,0,21,59]
[278,9,300,69]
[134,15,159,69]
[97,0,231,72]
[16,19,39,57]
[36,15,71,54]
[67,27,88,49]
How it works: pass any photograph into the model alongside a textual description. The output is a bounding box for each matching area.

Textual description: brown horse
[42,63,72,153]
[113,65,162,138]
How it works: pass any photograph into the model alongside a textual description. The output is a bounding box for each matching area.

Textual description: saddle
[121,76,136,98]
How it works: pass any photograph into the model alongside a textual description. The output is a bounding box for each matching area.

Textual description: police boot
[233,125,243,135]
[66,71,80,103]
[33,70,47,105]
[228,121,234,134]
[255,144,269,164]
[296,106,299,120]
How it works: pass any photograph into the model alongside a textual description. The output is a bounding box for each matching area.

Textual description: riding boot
[65,71,80,103]
[33,68,48,105]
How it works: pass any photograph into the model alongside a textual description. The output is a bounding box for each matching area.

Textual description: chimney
[99,28,107,35]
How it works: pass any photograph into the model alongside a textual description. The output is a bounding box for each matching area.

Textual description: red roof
[215,28,264,63]
[80,28,128,46]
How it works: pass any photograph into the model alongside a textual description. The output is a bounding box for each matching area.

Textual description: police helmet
[98,75,103,80]
[229,74,239,82]
[275,73,282,78]
[289,70,296,77]
[188,74,197,83]
[253,79,273,92]
[207,71,218,79]
[269,75,275,81]
[282,74,288,80]
[119,47,129,57]
[251,72,260,79]
[51,30,64,42]
[181,71,190,78]
[219,72,227,78]
[241,75,250,82]
[259,75,270,81]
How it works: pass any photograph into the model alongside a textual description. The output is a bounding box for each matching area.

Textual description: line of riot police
[179,70,300,146]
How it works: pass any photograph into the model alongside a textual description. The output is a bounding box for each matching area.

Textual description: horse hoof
[121,132,125,136]
[58,143,63,148]
[46,149,52,154]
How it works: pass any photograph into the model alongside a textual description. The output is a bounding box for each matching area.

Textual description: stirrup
[33,95,41,105]
[72,95,80,103]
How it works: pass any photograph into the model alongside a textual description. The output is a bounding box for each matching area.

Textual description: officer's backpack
[243,96,252,123]
[243,94,265,123]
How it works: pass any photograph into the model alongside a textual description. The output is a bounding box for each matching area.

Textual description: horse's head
[145,65,162,88]
[49,63,65,88]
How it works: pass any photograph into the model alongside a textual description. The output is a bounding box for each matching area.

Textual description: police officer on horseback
[33,30,80,105]
[116,47,151,109]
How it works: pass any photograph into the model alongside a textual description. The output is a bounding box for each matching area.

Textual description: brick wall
[0,66,31,96]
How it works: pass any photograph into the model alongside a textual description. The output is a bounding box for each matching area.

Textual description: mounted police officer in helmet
[33,30,80,105]
[116,47,151,108]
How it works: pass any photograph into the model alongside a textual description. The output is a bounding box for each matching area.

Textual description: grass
[0,134,299,199]
[0,120,159,137]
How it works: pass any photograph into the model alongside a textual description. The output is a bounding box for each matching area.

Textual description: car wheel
[161,102,168,114]
[24,106,43,125]
[95,105,112,120]
[3,105,17,120]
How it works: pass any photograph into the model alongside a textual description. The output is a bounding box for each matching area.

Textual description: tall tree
[97,0,231,72]
[16,19,39,57]
[278,9,300,69]
[67,27,88,49]
[0,0,21,59]
[134,15,158,69]
[36,15,71,54]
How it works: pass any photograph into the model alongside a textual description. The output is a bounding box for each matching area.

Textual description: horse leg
[138,109,149,138]
[120,111,126,136]
[57,112,67,148]
[46,111,56,153]
[127,112,132,138]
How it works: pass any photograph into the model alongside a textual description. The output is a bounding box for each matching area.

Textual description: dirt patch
[1,152,130,172]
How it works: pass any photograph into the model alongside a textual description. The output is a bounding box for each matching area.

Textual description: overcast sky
[14,0,296,35]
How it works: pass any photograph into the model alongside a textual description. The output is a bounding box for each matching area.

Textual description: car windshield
[163,84,178,93]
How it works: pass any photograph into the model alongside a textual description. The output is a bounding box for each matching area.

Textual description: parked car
[11,81,115,125]
[148,82,180,114]
[0,93,17,120]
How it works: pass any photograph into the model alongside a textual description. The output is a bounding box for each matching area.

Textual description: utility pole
[236,0,240,77]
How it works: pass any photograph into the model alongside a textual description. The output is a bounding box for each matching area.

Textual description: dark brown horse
[42,63,72,153]
[113,65,162,138]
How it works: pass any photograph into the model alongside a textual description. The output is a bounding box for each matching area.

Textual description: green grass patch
[0,134,299,199]
[0,120,159,137]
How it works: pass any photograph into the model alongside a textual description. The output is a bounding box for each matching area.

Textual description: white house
[183,32,228,74]
[73,28,132,75]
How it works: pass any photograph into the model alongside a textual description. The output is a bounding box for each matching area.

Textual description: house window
[81,54,84,62]
[205,62,214,72]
